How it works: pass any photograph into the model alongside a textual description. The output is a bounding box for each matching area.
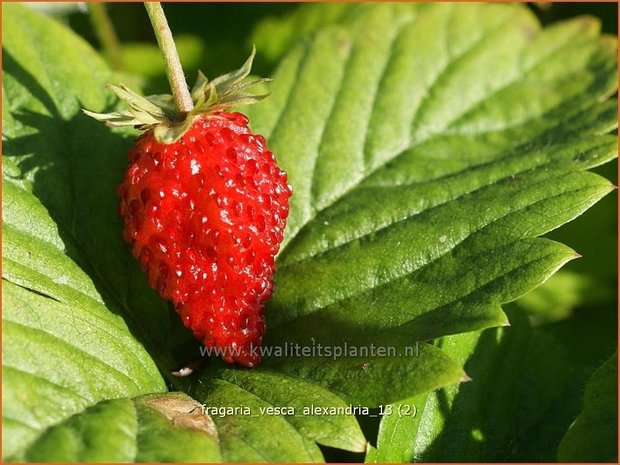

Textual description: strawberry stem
[144,2,194,115]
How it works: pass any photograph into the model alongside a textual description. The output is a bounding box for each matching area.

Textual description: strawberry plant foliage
[2,7,167,459]
[558,351,618,462]
[2,2,617,462]
[367,311,585,462]
[9,392,221,462]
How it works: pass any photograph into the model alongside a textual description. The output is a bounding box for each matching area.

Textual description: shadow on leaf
[3,51,193,381]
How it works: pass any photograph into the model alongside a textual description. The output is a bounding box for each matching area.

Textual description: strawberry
[85,49,291,367]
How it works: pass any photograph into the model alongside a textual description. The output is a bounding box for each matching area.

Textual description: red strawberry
[85,50,291,367]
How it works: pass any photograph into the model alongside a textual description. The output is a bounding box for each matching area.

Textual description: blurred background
[26,2,618,94]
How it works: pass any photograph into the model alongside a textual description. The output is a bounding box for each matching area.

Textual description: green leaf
[370,310,584,462]
[2,2,178,373]
[558,352,618,462]
[246,2,616,353]
[260,342,465,407]
[2,4,167,459]
[204,367,367,453]
[251,3,357,65]
[199,378,324,462]
[134,393,221,462]
[2,183,165,458]
[190,339,464,461]
[548,161,618,284]
[10,393,221,462]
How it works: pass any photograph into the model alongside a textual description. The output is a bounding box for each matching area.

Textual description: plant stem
[88,3,124,71]
[144,2,193,114]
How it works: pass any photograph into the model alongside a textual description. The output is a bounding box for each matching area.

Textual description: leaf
[246,2,616,356]
[198,378,325,462]
[189,339,463,461]
[2,182,165,459]
[259,341,465,407]
[251,3,358,65]
[190,362,373,462]
[514,160,617,325]
[2,2,179,373]
[369,310,585,462]
[10,393,221,462]
[202,367,367,453]
[2,4,167,459]
[558,352,618,462]
[2,7,369,459]
[548,161,618,285]
[134,393,220,462]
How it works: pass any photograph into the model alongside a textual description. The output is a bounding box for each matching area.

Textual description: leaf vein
[4,318,143,392]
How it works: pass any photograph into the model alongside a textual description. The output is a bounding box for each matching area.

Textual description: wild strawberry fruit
[85,49,291,367]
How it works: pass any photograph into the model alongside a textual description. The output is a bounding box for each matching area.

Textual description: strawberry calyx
[83,46,269,144]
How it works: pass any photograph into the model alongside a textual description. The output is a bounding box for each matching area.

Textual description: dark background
[65,3,618,88]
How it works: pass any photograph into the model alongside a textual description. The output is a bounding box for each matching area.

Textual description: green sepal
[209,45,257,92]
[83,47,269,144]
[108,84,167,118]
[191,70,210,102]
[153,114,198,145]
